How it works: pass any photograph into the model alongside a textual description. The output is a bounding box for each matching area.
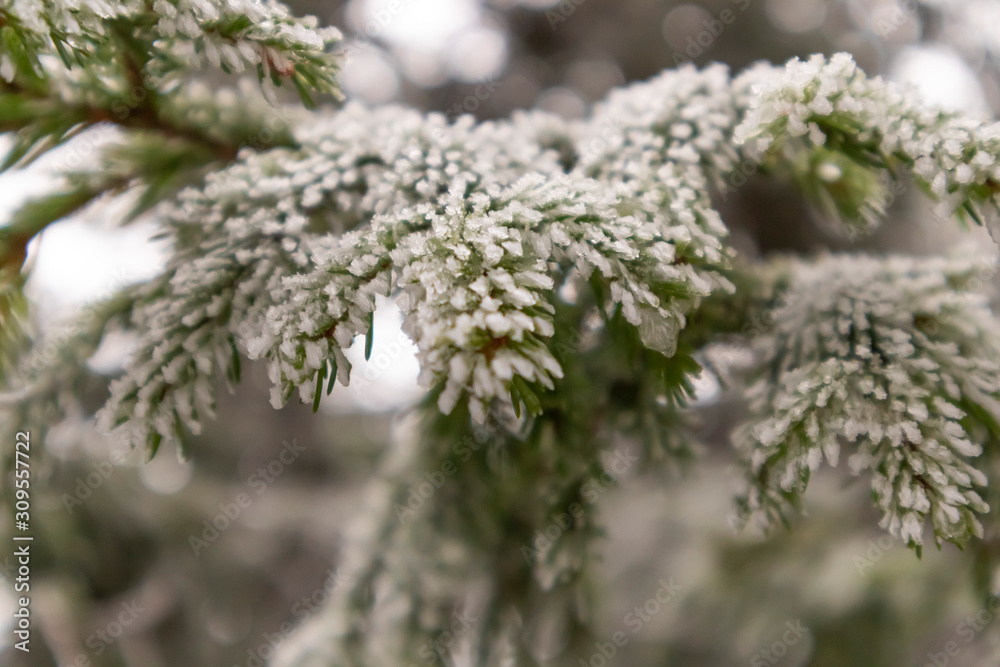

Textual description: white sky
[340,0,507,100]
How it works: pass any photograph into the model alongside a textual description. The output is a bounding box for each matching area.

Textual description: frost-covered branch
[735,53,1000,236]
[0,0,340,277]
[7,35,1000,665]
[735,252,1000,550]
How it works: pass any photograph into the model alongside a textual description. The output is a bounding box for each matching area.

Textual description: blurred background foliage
[3,0,1000,665]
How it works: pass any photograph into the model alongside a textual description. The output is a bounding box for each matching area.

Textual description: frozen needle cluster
[735,52,1000,235]
[737,253,1000,549]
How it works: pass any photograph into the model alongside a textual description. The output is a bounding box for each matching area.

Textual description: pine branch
[734,53,1000,237]
[734,252,1000,550]
[0,0,339,274]
[7,33,1000,664]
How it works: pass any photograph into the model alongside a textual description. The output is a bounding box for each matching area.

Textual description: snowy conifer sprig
[101,95,733,443]
[0,0,341,291]
[736,252,1000,550]
[261,167,731,424]
[735,53,1000,237]
[95,104,574,448]
[0,0,341,102]
[0,0,339,172]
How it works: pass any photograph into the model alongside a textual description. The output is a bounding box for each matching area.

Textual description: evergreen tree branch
[734,251,1000,551]
[734,53,1000,237]
[0,0,339,274]
[6,35,1000,664]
